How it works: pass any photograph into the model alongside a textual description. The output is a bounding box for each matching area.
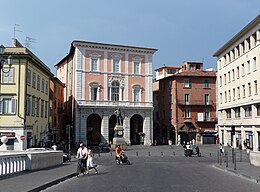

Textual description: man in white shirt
[76,143,88,176]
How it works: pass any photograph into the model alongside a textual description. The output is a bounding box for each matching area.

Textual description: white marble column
[101,115,109,143]
[123,117,130,144]
[143,115,152,146]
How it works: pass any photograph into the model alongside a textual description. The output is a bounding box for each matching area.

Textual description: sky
[1,0,259,76]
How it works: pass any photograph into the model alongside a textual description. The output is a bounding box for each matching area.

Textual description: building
[214,14,260,151]
[0,39,53,150]
[49,77,65,145]
[155,62,217,145]
[55,40,157,146]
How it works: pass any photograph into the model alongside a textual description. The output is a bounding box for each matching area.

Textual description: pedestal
[111,125,126,150]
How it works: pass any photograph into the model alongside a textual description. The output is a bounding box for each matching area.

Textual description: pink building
[56,41,157,146]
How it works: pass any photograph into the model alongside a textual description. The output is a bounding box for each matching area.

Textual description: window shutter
[11,98,16,114]
[0,99,3,114]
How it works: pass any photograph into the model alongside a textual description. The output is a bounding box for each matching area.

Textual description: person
[52,144,57,150]
[219,143,224,154]
[115,145,123,162]
[86,146,98,174]
[76,143,88,176]
[186,142,191,156]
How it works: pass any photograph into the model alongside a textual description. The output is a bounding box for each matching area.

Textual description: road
[42,147,260,192]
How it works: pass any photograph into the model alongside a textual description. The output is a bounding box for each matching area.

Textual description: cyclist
[76,143,88,177]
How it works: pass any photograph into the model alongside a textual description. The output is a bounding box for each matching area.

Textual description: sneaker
[95,171,98,174]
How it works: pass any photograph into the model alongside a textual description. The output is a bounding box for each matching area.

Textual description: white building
[214,14,260,151]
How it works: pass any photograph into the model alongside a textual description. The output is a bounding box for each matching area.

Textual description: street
[42,145,260,192]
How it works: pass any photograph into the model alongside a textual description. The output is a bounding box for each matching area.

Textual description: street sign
[20,136,25,140]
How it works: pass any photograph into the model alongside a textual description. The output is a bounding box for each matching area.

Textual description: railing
[194,117,217,122]
[0,153,27,176]
[77,100,153,108]
[177,100,214,105]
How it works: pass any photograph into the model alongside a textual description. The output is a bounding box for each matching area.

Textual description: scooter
[115,152,130,165]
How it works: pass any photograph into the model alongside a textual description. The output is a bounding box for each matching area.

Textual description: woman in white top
[86,147,98,174]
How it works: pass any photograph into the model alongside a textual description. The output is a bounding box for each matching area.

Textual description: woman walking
[86,146,98,174]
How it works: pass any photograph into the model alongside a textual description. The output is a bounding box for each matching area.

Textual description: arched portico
[130,114,143,145]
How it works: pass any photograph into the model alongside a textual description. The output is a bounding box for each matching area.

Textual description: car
[26,148,51,151]
[63,152,71,163]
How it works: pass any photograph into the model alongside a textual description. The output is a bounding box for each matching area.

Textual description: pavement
[0,145,260,192]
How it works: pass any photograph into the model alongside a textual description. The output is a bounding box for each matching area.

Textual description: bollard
[136,152,138,156]
[98,152,100,157]
[210,153,212,157]
[234,152,237,170]
[217,150,219,164]
[148,152,150,156]
[161,152,163,156]
[173,151,175,156]
[226,151,228,168]
[110,152,112,156]
[240,150,242,162]
[232,148,234,164]
[220,151,222,165]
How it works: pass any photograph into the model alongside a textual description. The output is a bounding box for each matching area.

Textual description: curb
[212,164,260,184]
[27,173,77,192]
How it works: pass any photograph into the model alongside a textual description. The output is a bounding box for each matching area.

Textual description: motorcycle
[115,151,130,165]
[184,145,201,157]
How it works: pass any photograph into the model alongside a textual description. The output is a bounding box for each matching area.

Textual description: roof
[213,14,260,57]
[55,40,158,67]
[174,70,216,77]
[155,66,181,71]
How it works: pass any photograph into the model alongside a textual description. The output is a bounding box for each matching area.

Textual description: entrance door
[130,115,143,145]
[87,114,101,146]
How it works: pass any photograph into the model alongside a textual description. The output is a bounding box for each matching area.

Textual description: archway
[130,114,143,145]
[109,114,116,143]
[87,114,101,146]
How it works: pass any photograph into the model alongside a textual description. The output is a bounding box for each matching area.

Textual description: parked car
[26,148,51,151]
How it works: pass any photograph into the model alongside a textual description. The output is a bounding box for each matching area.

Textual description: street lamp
[0,45,13,73]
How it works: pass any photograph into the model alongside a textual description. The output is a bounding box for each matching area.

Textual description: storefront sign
[0,132,15,137]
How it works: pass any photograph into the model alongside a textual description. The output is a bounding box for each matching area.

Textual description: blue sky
[0,0,259,75]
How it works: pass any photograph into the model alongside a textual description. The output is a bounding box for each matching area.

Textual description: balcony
[177,100,214,106]
[195,117,217,122]
[77,100,153,108]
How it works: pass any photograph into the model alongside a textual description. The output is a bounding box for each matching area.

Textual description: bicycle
[76,158,87,177]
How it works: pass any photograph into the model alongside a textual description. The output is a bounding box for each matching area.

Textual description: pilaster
[101,115,109,143]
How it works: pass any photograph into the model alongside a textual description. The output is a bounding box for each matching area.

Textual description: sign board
[20,136,26,140]
[0,132,15,137]
[197,113,204,122]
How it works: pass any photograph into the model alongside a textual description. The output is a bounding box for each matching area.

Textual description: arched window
[111,81,120,101]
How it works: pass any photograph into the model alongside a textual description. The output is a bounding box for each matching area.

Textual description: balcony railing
[177,100,214,105]
[77,100,153,108]
[195,117,217,122]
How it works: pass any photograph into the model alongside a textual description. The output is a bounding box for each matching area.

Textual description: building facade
[56,41,157,146]
[155,62,217,145]
[214,14,260,151]
[0,39,53,150]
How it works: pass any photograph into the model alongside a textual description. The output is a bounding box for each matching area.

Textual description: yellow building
[0,39,53,150]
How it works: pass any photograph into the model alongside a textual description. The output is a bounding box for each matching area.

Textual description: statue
[114,108,123,125]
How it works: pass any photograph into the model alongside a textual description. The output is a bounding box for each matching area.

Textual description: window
[91,87,98,101]
[36,98,39,117]
[224,91,227,103]
[45,101,48,118]
[220,93,222,104]
[0,98,16,114]
[235,107,240,118]
[247,60,250,74]
[205,94,210,105]
[233,88,235,100]
[184,108,190,118]
[226,109,231,119]
[133,57,142,75]
[2,68,14,83]
[41,99,44,118]
[219,76,222,87]
[257,105,260,116]
[255,80,258,94]
[237,66,240,79]
[91,58,98,72]
[27,69,31,85]
[133,85,141,102]
[224,74,226,84]
[228,72,230,83]
[112,54,122,73]
[244,105,252,117]
[248,83,251,96]
[242,85,245,97]
[26,95,31,115]
[45,80,48,95]
[111,81,119,101]
[37,75,40,91]
[253,57,257,71]
[41,78,45,93]
[232,69,235,81]
[184,94,190,104]
[242,64,245,76]
[228,90,231,102]
[204,79,210,88]
[184,79,191,88]
[31,96,35,116]
[205,108,210,121]
[237,87,240,99]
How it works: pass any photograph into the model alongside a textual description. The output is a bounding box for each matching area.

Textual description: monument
[112,108,126,150]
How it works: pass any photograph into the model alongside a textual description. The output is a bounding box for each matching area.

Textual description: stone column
[123,116,130,145]
[143,115,152,146]
[101,115,109,144]
[80,113,87,144]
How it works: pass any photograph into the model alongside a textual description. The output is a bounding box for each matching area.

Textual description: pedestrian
[219,143,224,154]
[76,143,88,177]
[86,146,98,174]
[52,144,57,150]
